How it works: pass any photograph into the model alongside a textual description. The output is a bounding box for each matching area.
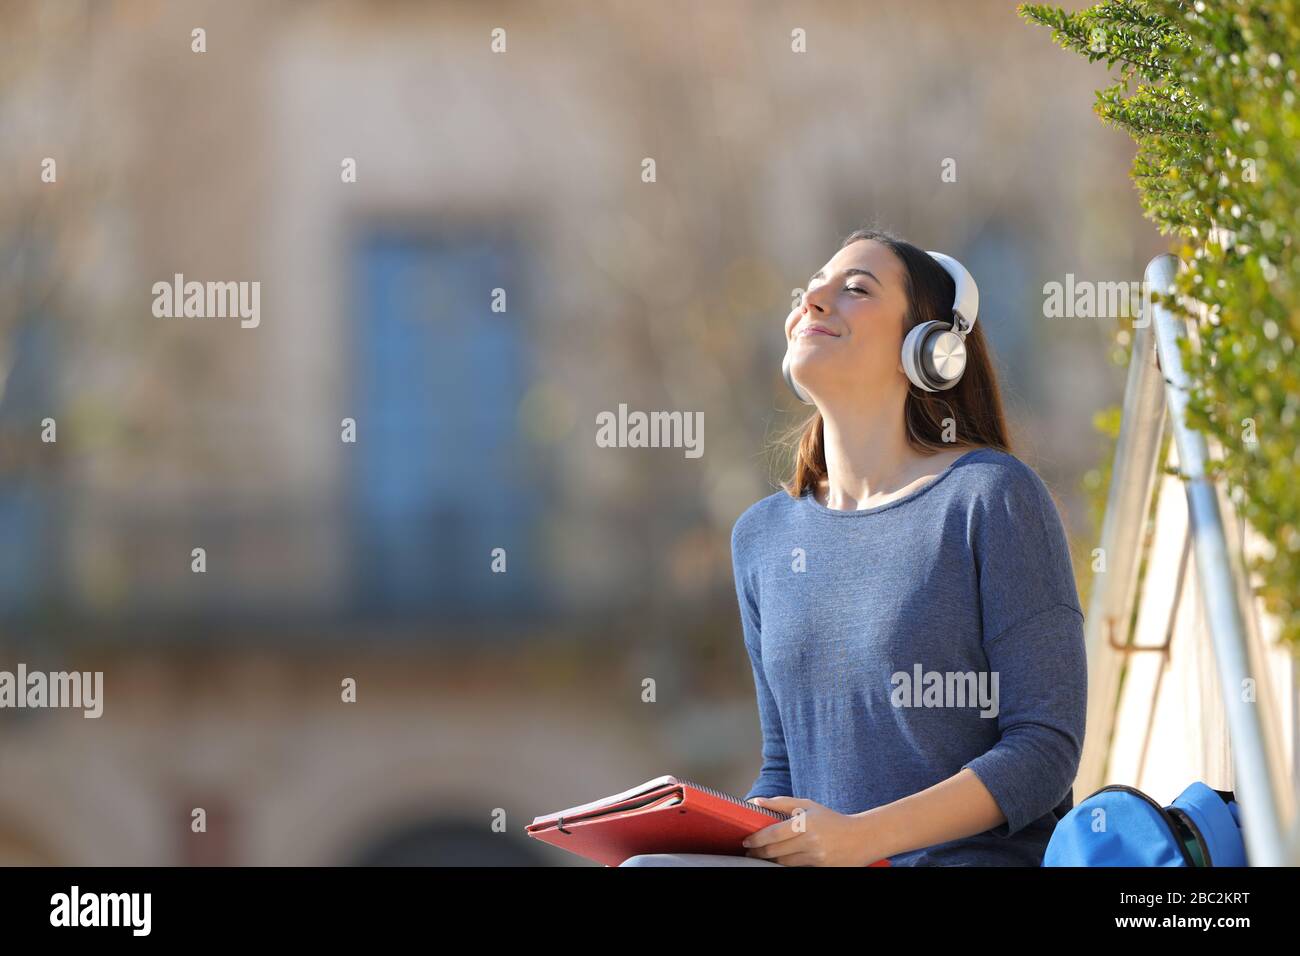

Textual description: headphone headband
[925,250,979,333]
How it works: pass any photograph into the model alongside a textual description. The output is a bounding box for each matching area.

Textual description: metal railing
[1078,253,1295,866]
[1076,268,1167,797]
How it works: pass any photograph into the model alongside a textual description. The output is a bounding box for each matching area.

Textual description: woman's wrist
[852,803,908,864]
[849,770,1010,864]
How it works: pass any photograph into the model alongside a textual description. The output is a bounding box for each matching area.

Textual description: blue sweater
[731,447,1087,866]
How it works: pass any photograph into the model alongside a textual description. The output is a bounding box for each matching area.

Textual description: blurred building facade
[0,0,1159,864]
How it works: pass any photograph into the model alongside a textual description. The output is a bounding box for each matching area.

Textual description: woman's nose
[801,282,828,311]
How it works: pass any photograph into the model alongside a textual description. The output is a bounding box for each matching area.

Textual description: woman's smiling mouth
[797,324,840,338]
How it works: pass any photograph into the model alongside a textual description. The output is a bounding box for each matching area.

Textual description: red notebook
[527,774,892,867]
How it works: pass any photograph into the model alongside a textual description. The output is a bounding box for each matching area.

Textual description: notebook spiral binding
[676,777,790,820]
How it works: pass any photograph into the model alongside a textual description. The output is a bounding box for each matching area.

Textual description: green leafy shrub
[1021,0,1300,651]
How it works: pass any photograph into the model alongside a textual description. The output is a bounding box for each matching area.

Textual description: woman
[621,228,1087,867]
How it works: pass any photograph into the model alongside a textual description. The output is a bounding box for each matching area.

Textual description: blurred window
[0,316,58,617]
[349,230,539,621]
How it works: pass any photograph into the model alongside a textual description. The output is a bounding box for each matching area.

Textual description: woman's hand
[743,796,890,867]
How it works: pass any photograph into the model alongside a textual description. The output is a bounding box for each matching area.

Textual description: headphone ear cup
[922,328,968,388]
[903,321,968,392]
[782,346,814,404]
[901,321,943,392]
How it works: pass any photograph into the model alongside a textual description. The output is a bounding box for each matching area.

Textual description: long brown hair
[781,227,1013,498]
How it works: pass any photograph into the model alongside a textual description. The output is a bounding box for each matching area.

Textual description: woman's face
[784,238,910,403]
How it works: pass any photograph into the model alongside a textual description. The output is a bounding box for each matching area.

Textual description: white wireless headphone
[782,250,979,403]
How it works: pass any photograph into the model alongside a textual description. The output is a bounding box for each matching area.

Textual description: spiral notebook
[527,774,892,867]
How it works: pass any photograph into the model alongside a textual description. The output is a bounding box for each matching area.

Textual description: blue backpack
[1043,782,1246,866]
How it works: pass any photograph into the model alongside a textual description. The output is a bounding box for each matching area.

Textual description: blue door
[350,231,538,623]
[0,317,58,620]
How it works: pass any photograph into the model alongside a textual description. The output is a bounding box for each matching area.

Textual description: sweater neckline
[799,447,993,518]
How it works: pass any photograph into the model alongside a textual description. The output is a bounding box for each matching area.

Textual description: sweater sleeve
[732,518,793,801]
[959,463,1088,838]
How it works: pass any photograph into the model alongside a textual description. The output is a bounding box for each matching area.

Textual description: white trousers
[618,852,783,866]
